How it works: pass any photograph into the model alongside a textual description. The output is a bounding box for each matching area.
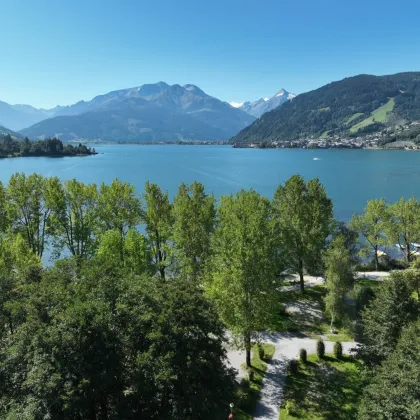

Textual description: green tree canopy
[97,179,141,238]
[142,182,173,279]
[357,270,419,367]
[358,320,420,419]
[6,173,56,257]
[172,181,216,280]
[386,197,420,263]
[48,178,99,259]
[350,198,389,270]
[206,189,277,367]
[324,235,354,330]
[273,175,333,291]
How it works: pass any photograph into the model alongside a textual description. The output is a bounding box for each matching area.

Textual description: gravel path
[253,333,356,420]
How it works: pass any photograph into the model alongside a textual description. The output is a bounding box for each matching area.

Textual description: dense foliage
[0,134,95,157]
[351,196,420,265]
[1,171,420,418]
[231,72,420,143]
[358,320,420,419]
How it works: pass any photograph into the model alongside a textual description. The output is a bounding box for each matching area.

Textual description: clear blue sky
[1,0,420,108]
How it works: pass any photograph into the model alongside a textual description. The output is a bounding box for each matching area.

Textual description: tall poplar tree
[172,182,216,280]
[273,175,333,291]
[206,189,277,367]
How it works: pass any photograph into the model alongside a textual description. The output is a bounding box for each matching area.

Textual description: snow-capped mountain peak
[229,101,244,108]
[275,89,286,97]
[232,88,296,118]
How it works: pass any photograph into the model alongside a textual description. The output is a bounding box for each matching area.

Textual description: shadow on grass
[281,355,363,419]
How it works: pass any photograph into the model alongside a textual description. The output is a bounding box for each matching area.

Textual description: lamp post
[229,402,234,419]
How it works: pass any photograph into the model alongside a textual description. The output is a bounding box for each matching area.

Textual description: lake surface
[1,145,420,221]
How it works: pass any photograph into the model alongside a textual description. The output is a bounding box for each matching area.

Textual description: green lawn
[269,285,355,340]
[319,130,330,139]
[235,343,275,420]
[350,99,395,133]
[345,113,364,125]
[279,354,364,419]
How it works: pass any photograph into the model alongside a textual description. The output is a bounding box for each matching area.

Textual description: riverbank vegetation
[1,172,420,418]
[0,134,96,157]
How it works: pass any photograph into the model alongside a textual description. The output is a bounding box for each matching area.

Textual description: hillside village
[233,121,420,150]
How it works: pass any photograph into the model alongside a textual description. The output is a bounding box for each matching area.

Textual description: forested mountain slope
[230,72,420,143]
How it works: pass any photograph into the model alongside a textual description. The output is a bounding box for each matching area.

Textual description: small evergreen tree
[317,339,325,359]
[299,348,307,364]
[334,341,343,359]
[288,359,298,374]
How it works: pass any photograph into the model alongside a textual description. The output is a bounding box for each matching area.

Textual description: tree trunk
[374,247,379,271]
[406,244,411,263]
[299,267,304,292]
[245,333,251,367]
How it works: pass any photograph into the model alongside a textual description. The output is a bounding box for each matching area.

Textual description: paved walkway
[227,271,387,419]
[280,271,390,292]
[253,333,356,420]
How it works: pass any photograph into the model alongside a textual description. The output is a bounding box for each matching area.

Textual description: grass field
[345,113,364,125]
[319,130,330,139]
[350,99,395,133]
[269,285,355,341]
[279,354,363,419]
[235,343,275,420]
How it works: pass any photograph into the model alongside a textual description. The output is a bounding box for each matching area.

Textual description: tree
[138,278,236,419]
[0,263,235,419]
[358,320,420,419]
[142,182,173,279]
[0,181,8,232]
[324,235,354,330]
[387,197,420,263]
[330,220,360,266]
[172,182,216,280]
[6,173,55,257]
[206,189,277,367]
[406,258,420,300]
[357,271,418,367]
[48,178,99,259]
[273,175,333,291]
[350,198,389,270]
[97,179,141,239]
[96,228,149,276]
[0,232,41,337]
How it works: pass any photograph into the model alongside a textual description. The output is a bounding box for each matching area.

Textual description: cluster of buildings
[233,121,420,150]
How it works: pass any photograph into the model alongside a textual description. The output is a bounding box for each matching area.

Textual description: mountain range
[1,83,257,142]
[231,72,420,144]
[0,125,22,140]
[230,89,296,118]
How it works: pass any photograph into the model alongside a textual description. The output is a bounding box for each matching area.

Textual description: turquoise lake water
[1,145,420,221]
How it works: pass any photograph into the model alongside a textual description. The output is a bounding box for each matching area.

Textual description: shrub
[248,368,254,382]
[258,344,265,360]
[334,341,343,359]
[285,400,297,416]
[288,359,298,374]
[235,385,249,405]
[299,348,307,364]
[317,339,325,359]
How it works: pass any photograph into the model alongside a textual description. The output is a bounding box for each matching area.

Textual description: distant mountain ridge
[230,88,296,118]
[0,125,23,140]
[0,101,54,131]
[17,82,256,142]
[231,72,420,144]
